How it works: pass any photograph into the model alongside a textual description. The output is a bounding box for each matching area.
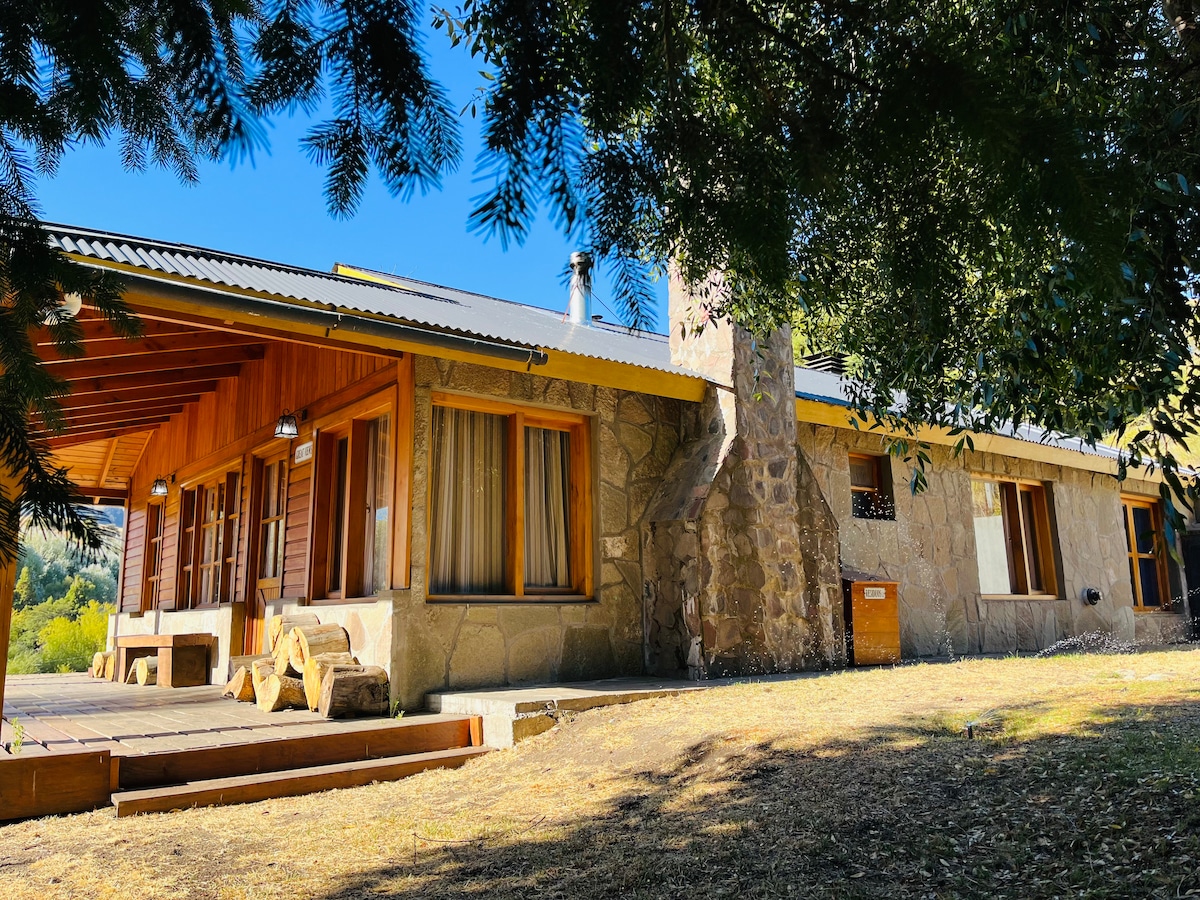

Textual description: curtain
[525,427,571,588]
[362,413,392,595]
[429,407,507,593]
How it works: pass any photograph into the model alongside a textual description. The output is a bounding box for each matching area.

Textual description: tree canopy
[2,0,1199,558]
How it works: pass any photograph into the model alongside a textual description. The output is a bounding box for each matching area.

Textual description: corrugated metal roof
[46,224,693,378]
[794,366,1124,462]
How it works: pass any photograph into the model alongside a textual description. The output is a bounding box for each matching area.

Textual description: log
[125,661,139,685]
[251,659,276,698]
[318,665,389,719]
[102,652,117,681]
[257,673,307,713]
[91,651,113,678]
[267,613,320,653]
[135,656,158,686]
[289,624,350,672]
[273,633,300,677]
[302,652,359,711]
[223,666,256,703]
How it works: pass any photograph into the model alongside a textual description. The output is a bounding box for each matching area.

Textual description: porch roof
[46,224,700,381]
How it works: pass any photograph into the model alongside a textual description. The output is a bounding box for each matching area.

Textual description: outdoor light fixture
[150,475,169,497]
[274,409,300,440]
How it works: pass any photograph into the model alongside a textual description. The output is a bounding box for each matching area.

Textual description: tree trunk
[257,673,307,712]
[135,656,158,686]
[223,666,256,702]
[318,665,390,719]
[289,624,350,672]
[251,658,276,697]
[268,613,321,653]
[302,652,359,711]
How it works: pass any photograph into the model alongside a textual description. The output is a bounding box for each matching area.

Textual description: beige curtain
[362,413,392,595]
[525,427,571,588]
[429,407,507,593]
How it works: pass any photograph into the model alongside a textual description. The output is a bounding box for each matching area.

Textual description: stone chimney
[642,270,838,677]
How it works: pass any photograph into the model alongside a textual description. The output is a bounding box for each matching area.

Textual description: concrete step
[111,745,493,816]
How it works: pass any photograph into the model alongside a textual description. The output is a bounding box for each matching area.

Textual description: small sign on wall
[863,586,888,601]
[294,441,314,465]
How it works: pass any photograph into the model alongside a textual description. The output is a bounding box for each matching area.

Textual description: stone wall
[390,355,683,709]
[108,606,238,684]
[643,276,840,678]
[796,423,1190,656]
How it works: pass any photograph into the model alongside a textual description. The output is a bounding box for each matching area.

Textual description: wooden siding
[123,342,396,611]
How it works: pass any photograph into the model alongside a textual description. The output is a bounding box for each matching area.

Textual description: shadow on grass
[317,698,1200,900]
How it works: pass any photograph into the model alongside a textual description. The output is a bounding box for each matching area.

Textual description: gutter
[79,265,550,368]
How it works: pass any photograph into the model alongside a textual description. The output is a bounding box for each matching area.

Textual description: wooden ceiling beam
[42,344,264,381]
[96,439,119,489]
[37,331,263,362]
[32,317,201,347]
[77,486,129,501]
[33,401,189,430]
[46,421,171,450]
[59,385,210,410]
[33,410,184,438]
[61,363,242,395]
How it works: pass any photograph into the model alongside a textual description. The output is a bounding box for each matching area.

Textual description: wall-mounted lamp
[150,474,170,497]
[1084,587,1103,606]
[274,409,302,440]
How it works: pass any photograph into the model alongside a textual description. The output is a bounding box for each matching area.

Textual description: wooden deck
[1,673,487,820]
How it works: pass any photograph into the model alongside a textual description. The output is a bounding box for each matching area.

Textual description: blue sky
[34,24,668,332]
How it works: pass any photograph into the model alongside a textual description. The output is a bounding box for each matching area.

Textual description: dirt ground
[3,648,1200,899]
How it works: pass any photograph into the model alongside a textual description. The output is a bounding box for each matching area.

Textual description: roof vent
[568,252,593,326]
[800,353,848,375]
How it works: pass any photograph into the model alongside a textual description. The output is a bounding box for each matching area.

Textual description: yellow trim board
[794,397,1139,479]
[65,254,708,403]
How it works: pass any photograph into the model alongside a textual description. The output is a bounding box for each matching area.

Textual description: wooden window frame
[307,387,398,604]
[848,453,894,521]
[427,391,595,603]
[1121,495,1173,611]
[972,476,1058,599]
[176,465,241,609]
[141,501,166,612]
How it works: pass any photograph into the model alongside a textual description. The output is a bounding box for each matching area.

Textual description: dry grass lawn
[4,648,1200,899]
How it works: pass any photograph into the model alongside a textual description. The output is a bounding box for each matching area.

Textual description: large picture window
[427,394,592,599]
[1121,496,1171,610]
[310,396,393,602]
[971,477,1057,597]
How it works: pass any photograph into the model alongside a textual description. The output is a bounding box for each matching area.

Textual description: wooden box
[843,580,901,666]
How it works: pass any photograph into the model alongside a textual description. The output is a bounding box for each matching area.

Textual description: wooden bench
[114,634,215,688]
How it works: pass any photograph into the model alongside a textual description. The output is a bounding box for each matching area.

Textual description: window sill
[1134,606,1182,615]
[427,594,595,605]
[981,593,1062,602]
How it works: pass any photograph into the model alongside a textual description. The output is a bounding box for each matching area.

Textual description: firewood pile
[221,614,390,718]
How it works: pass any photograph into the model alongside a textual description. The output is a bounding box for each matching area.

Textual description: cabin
[27,224,1197,711]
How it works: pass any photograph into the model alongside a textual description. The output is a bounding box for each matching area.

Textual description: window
[310,404,393,601]
[178,469,241,607]
[427,394,592,599]
[142,503,165,611]
[1122,496,1171,610]
[849,453,894,520]
[256,456,288,584]
[971,478,1056,596]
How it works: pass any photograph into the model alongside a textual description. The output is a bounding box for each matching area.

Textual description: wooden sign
[294,441,313,464]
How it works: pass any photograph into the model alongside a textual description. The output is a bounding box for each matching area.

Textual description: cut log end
[318,665,390,719]
[268,613,321,653]
[257,673,307,713]
[302,652,359,711]
[223,666,256,703]
[135,656,159,686]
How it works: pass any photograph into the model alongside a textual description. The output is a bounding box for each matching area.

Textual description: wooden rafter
[37,331,263,362]
[63,363,243,395]
[59,390,206,412]
[58,381,218,407]
[42,344,265,381]
[35,397,196,425]
[96,438,119,490]
[47,422,171,450]
[33,406,187,434]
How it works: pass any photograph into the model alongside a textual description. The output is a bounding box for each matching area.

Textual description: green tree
[38,601,112,673]
[12,566,35,610]
[4,0,1200,547]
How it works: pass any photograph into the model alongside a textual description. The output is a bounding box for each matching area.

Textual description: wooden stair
[108,715,491,816]
[112,745,491,816]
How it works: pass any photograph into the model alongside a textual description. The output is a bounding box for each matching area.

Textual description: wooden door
[244,454,288,654]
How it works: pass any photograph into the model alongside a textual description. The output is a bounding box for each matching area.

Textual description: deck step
[116,716,481,789]
[112,745,493,816]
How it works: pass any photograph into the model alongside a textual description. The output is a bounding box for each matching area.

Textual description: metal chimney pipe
[568,251,593,325]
